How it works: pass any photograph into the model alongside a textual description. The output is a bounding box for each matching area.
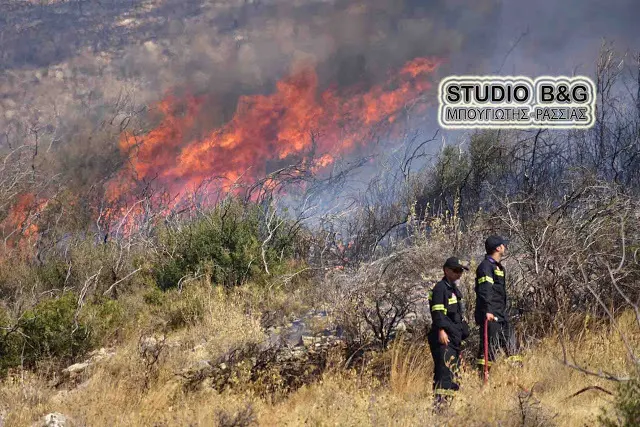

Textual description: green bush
[141,284,205,331]
[153,199,295,290]
[0,306,22,376]
[34,258,69,290]
[82,297,126,346]
[143,287,166,306]
[0,293,138,377]
[17,293,92,370]
[600,377,640,427]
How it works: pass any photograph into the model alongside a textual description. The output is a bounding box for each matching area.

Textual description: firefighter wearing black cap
[475,235,522,373]
[428,257,470,405]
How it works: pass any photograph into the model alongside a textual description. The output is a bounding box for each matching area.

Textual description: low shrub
[153,199,296,290]
[82,297,126,346]
[18,292,92,370]
[600,377,640,427]
[0,306,22,376]
[163,285,206,331]
[0,293,95,376]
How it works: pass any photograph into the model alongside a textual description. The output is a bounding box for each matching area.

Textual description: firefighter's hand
[438,329,449,345]
[486,313,496,322]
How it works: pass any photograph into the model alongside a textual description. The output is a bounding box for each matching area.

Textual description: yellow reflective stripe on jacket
[494,269,504,277]
[434,388,456,397]
[448,296,458,305]
[475,359,493,366]
[431,304,447,313]
[477,276,494,284]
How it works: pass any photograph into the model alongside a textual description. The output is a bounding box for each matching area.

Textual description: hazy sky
[486,0,639,75]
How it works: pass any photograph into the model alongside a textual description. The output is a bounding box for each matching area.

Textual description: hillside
[1,1,639,426]
[1,254,638,426]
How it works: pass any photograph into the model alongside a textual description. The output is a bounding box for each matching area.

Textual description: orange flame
[0,193,47,254]
[0,58,440,249]
[113,57,440,201]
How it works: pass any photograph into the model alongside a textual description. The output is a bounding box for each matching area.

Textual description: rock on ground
[37,412,67,427]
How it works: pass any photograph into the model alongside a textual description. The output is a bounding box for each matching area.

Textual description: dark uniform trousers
[428,278,468,400]
[428,340,460,398]
[474,255,522,370]
[475,318,522,368]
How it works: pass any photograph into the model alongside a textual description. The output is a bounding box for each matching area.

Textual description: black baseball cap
[443,257,469,271]
[485,235,509,253]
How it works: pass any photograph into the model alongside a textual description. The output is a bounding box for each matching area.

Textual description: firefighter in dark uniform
[428,257,470,405]
[475,235,522,373]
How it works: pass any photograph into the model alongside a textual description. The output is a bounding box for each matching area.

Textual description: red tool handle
[483,317,489,385]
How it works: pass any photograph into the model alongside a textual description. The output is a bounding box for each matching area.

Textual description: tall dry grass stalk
[388,339,432,398]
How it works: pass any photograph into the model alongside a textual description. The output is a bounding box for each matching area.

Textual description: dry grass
[388,340,432,398]
[1,285,637,426]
